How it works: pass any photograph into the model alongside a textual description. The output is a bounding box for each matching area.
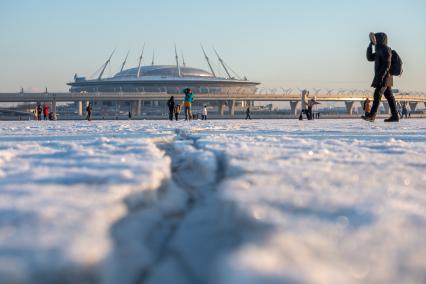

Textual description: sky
[0,0,425,92]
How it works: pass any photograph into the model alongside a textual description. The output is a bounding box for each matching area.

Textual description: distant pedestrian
[86,103,92,121]
[396,101,402,118]
[167,96,175,121]
[183,88,193,121]
[174,104,181,121]
[36,104,42,121]
[307,98,319,120]
[128,111,132,119]
[401,103,408,118]
[245,106,251,120]
[362,32,400,122]
[43,104,49,120]
[32,107,38,120]
[202,105,207,120]
[299,90,309,120]
[48,112,55,121]
[363,98,372,116]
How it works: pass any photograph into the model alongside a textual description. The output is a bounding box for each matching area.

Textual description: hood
[375,32,388,46]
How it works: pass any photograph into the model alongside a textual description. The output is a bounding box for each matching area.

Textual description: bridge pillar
[129,101,136,118]
[136,100,142,116]
[218,101,225,116]
[382,102,390,114]
[409,101,418,111]
[345,101,355,115]
[289,101,299,116]
[228,100,235,116]
[52,99,57,120]
[75,101,83,116]
[129,100,142,117]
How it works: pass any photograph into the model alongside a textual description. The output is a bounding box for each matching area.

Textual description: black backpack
[390,50,403,76]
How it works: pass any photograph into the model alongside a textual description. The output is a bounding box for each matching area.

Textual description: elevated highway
[0,90,425,117]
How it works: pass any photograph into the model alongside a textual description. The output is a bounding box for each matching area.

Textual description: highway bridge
[0,90,425,117]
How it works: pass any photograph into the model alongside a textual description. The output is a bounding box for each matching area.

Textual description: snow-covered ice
[0,119,425,284]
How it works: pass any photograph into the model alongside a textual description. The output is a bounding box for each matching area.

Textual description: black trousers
[370,87,397,117]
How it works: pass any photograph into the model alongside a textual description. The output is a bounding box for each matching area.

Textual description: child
[174,104,181,121]
[202,105,207,120]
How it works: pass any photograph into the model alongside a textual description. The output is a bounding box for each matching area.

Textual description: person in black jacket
[245,106,251,120]
[167,96,175,121]
[362,32,399,122]
[86,103,92,121]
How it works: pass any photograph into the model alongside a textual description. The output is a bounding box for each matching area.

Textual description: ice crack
[106,128,233,284]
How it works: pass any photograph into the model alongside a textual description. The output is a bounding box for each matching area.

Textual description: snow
[0,119,426,283]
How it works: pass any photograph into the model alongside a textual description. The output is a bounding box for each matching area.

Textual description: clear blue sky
[0,0,425,92]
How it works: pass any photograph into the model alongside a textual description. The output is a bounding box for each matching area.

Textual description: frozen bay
[0,120,425,284]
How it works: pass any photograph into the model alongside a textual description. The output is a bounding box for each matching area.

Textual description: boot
[384,116,399,122]
[384,91,399,122]
[365,88,382,122]
[362,114,376,122]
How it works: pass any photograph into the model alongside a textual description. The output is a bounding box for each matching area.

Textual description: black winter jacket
[366,33,393,88]
[167,99,175,111]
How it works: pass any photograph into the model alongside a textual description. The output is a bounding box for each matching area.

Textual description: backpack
[390,50,403,76]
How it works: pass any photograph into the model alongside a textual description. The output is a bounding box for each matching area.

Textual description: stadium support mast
[201,45,216,78]
[137,44,145,78]
[181,50,186,67]
[98,49,115,80]
[120,50,130,72]
[175,45,182,77]
[151,50,155,66]
[213,48,232,79]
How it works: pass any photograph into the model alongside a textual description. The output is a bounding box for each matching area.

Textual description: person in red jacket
[43,104,49,120]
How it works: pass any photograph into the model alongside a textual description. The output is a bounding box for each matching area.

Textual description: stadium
[67,48,260,95]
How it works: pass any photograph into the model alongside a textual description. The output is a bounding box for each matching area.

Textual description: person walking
[307,98,319,120]
[202,105,207,120]
[396,101,402,118]
[183,88,193,121]
[401,103,408,119]
[86,103,92,121]
[33,106,38,120]
[362,32,399,122]
[174,103,181,121]
[363,98,372,116]
[43,104,49,120]
[299,90,309,120]
[37,105,43,120]
[245,106,251,120]
[167,96,175,121]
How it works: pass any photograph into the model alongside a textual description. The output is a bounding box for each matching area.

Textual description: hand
[369,32,377,45]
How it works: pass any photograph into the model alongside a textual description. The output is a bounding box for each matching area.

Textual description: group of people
[33,104,54,120]
[397,102,410,119]
[299,90,320,120]
[167,88,208,121]
[166,88,256,121]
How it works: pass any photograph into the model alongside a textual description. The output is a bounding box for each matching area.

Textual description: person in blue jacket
[183,88,193,120]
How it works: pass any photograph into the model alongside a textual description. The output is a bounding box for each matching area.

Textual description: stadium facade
[67,48,260,95]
